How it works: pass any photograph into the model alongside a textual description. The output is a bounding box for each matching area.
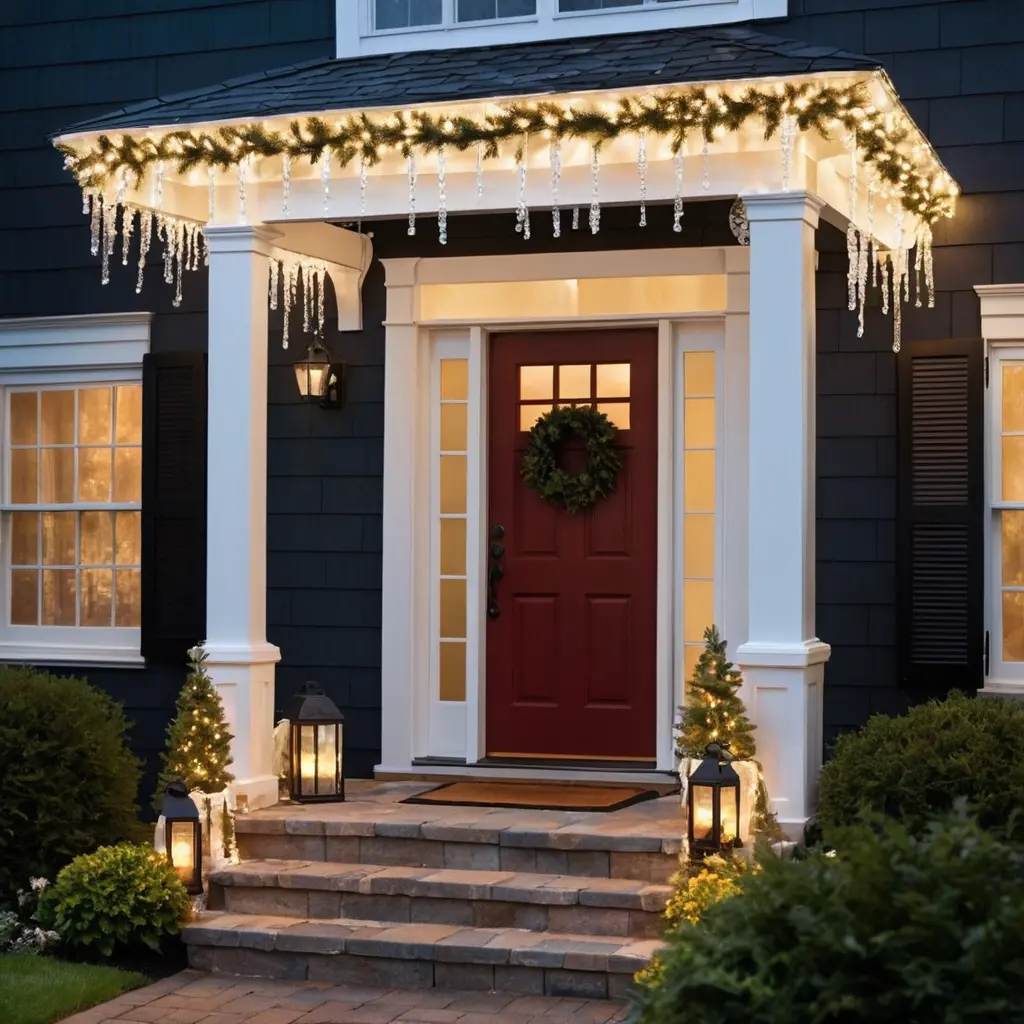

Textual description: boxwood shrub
[634,808,1024,1024]
[817,691,1024,842]
[0,666,143,895]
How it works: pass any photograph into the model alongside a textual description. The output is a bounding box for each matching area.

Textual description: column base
[736,639,830,827]
[205,641,281,810]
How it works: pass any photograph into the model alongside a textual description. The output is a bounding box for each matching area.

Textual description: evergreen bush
[634,808,1024,1024]
[0,666,142,896]
[39,843,190,957]
[818,690,1024,841]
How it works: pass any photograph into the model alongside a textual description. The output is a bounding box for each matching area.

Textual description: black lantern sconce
[287,683,345,803]
[162,779,203,895]
[687,742,742,861]
[294,340,345,409]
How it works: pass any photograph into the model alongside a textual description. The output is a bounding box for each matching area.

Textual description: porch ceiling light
[294,340,345,409]
[687,742,742,862]
[286,683,346,803]
[161,779,203,895]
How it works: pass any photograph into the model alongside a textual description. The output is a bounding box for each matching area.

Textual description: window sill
[0,642,145,669]
[553,0,729,18]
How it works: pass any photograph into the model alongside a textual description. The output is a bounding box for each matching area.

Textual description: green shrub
[0,667,143,895]
[818,690,1024,841]
[38,843,191,957]
[634,808,1024,1024]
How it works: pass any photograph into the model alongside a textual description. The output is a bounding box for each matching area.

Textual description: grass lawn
[0,955,148,1024]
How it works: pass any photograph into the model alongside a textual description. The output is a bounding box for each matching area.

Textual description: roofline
[55,67,882,145]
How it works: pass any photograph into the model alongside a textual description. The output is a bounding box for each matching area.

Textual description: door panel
[486,329,658,759]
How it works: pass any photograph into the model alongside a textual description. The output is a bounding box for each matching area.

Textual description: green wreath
[521,406,623,515]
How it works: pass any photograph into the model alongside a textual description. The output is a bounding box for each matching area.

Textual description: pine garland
[153,646,235,808]
[58,80,956,225]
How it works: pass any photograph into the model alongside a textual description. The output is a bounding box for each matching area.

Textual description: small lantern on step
[294,340,345,409]
[162,779,203,895]
[287,683,345,803]
[687,742,742,861]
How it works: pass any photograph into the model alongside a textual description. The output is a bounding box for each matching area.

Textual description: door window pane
[596,363,630,398]
[441,358,468,400]
[520,365,553,401]
[441,404,468,451]
[440,455,467,514]
[441,517,467,576]
[440,578,467,638]
[440,642,466,701]
[558,364,591,400]
[597,402,630,430]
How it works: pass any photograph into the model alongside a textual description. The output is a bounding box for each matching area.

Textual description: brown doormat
[402,782,660,812]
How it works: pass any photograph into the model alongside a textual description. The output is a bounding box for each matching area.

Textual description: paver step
[209,861,670,938]
[235,800,681,883]
[183,913,662,1000]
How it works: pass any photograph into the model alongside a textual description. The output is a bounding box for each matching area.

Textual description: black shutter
[141,352,208,663]
[897,339,984,688]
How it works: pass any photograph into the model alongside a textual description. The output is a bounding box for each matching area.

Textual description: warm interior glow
[169,821,194,882]
[692,784,715,841]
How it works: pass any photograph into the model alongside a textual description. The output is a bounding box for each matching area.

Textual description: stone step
[183,913,661,1000]
[209,861,670,938]
[235,802,681,883]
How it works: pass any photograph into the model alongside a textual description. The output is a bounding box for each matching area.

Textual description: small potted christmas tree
[154,646,237,873]
[677,626,782,854]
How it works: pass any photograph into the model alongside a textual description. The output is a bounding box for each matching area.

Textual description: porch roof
[59,24,880,137]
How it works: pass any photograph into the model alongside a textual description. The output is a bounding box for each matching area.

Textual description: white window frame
[0,313,151,668]
[340,0,787,57]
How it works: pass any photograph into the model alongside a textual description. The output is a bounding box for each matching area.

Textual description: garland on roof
[58,81,957,225]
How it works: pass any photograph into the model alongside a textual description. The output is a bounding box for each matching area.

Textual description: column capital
[204,223,281,256]
[743,191,825,228]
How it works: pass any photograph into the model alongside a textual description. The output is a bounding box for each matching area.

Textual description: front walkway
[63,970,630,1024]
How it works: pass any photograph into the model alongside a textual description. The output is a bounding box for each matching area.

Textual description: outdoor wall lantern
[287,683,345,803]
[294,339,345,408]
[162,779,203,895]
[687,742,742,861]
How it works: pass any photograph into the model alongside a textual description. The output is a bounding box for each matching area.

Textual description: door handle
[488,525,505,619]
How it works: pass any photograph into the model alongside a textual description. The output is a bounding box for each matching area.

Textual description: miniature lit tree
[678,626,756,759]
[677,626,782,843]
[154,646,234,808]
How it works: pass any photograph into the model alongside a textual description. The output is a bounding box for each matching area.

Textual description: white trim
[339,0,786,58]
[379,246,746,775]
[0,316,149,668]
[0,313,151,374]
[977,284,1024,341]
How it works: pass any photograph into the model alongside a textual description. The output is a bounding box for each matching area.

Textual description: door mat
[402,782,661,812]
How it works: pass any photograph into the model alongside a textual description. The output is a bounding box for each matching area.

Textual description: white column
[736,192,830,836]
[203,224,281,810]
[378,258,426,772]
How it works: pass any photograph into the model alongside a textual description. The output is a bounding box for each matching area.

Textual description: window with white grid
[2,383,143,656]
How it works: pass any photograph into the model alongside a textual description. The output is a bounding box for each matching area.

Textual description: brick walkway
[63,970,631,1024]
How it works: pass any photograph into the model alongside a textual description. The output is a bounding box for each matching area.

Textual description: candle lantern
[687,742,742,861]
[287,683,345,803]
[161,779,203,894]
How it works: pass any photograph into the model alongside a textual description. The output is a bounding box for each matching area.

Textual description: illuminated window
[518,362,631,432]
[4,384,142,643]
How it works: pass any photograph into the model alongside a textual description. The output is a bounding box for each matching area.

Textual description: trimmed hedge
[0,667,143,895]
[817,691,1024,842]
[634,809,1024,1024]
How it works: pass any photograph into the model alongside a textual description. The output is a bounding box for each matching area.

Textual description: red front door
[486,329,658,761]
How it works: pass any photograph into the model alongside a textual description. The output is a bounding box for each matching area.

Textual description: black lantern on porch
[287,683,345,803]
[294,340,345,408]
[161,779,203,895]
[687,742,742,861]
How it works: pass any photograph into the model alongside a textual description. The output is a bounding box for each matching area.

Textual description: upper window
[374,0,535,30]
[343,0,784,56]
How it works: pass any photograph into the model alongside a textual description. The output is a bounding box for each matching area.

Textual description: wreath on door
[521,406,623,514]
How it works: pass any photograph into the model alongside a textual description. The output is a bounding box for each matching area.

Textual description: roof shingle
[59,23,880,136]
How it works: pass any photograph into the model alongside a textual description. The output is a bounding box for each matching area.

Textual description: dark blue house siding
[0,0,336,807]
[3,0,1023,792]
